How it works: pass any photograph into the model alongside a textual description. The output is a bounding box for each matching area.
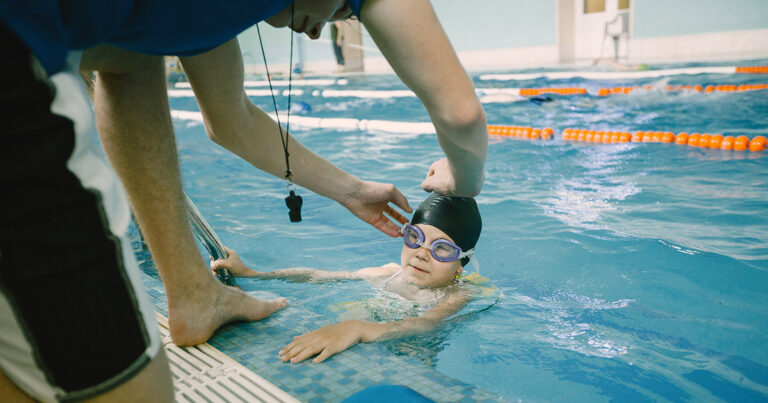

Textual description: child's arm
[211,247,398,283]
[278,289,470,363]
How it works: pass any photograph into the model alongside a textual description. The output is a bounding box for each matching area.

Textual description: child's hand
[210,247,262,277]
[279,320,384,363]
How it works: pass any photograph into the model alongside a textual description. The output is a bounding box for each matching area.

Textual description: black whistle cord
[256,3,294,182]
[256,4,302,222]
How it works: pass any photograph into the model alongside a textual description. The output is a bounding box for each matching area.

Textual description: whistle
[285,190,303,222]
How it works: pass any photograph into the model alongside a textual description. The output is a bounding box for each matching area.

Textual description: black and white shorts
[0,25,162,402]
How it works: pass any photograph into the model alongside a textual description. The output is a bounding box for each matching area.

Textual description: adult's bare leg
[83,46,286,346]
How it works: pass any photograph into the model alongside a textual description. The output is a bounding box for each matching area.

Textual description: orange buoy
[708,134,723,149]
[610,132,621,143]
[675,132,689,145]
[733,135,750,151]
[632,131,644,142]
[531,129,541,139]
[591,131,602,143]
[641,132,653,142]
[582,131,591,142]
[661,132,675,143]
[749,135,767,152]
[698,134,712,148]
[619,132,631,143]
[595,131,605,143]
[720,136,735,150]
[595,131,606,143]
[688,133,701,147]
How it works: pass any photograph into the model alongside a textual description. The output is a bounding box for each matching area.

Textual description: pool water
[159,61,768,402]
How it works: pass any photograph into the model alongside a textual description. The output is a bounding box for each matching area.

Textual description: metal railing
[184,193,238,287]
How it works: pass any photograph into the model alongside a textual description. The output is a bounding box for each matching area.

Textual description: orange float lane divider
[597,83,768,96]
[488,125,555,140]
[560,128,766,152]
[736,66,768,74]
[519,87,588,96]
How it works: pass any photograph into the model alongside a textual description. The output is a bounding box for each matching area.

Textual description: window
[584,0,606,13]
[619,0,630,10]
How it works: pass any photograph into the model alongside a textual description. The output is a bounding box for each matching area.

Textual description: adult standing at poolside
[0,0,487,401]
[331,20,346,71]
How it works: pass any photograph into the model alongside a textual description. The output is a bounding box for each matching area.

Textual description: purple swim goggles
[401,224,473,263]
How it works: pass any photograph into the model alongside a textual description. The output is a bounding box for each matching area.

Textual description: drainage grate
[156,313,299,403]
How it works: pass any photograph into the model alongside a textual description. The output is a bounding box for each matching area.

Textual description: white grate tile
[156,313,300,403]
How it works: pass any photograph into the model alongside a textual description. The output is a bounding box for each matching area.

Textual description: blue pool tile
[342,369,357,377]
[358,379,375,387]
[309,398,324,403]
[309,384,329,394]
[293,387,309,394]
[337,378,353,385]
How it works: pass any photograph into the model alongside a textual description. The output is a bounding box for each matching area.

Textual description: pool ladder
[184,193,238,288]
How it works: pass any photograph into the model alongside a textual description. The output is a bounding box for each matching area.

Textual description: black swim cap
[410,193,482,266]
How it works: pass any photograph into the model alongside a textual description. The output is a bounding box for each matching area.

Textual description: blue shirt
[2,0,366,75]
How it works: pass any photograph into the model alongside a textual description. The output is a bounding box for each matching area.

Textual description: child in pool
[212,193,482,363]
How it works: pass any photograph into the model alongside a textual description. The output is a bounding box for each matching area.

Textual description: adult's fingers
[384,205,408,225]
[374,215,402,238]
[387,185,412,213]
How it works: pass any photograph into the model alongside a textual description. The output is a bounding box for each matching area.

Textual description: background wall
[235,0,768,75]
[633,0,768,38]
[429,0,556,51]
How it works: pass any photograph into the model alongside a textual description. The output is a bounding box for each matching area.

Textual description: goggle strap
[470,255,480,275]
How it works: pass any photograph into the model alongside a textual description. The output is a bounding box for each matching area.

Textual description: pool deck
[141,270,502,403]
[157,313,299,402]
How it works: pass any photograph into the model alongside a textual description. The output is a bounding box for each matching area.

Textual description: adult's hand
[340,181,412,238]
[421,158,483,197]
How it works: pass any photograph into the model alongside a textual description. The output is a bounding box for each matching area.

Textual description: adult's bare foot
[167,279,286,346]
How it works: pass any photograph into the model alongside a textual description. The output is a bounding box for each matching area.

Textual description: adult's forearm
[431,106,488,197]
[361,0,488,196]
[211,103,364,203]
[179,40,364,205]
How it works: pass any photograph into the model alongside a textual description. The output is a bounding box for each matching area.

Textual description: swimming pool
[148,60,768,401]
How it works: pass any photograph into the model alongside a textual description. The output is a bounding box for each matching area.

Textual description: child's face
[400,224,462,288]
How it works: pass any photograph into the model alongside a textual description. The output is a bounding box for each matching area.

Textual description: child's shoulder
[355,262,400,277]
